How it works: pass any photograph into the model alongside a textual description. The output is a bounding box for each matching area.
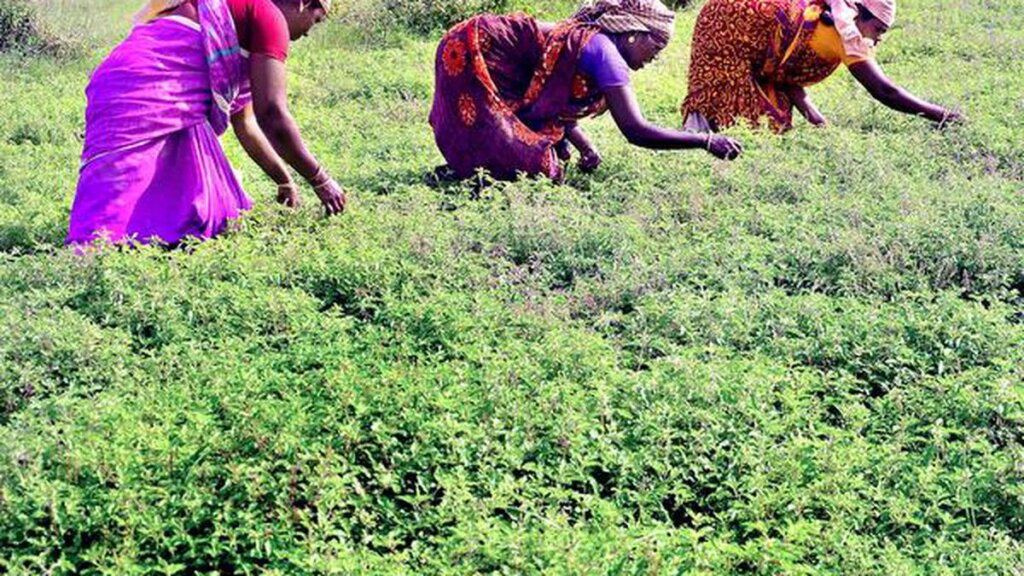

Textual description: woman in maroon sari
[429,0,743,183]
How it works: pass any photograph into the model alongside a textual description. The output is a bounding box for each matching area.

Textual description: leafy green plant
[0,0,1022,573]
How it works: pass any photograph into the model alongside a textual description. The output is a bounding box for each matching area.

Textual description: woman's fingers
[579,150,602,173]
[729,138,743,159]
[709,136,743,160]
[326,194,343,216]
[938,107,966,129]
[314,179,347,216]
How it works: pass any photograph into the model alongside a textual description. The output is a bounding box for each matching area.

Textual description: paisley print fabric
[682,0,845,132]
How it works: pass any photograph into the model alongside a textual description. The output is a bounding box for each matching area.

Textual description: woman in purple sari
[66,0,345,248]
[429,0,744,183]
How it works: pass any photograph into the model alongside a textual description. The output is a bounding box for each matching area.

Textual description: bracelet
[307,165,330,187]
[313,177,337,192]
[705,133,713,151]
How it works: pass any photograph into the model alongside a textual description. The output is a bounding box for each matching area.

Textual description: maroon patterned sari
[429,13,609,181]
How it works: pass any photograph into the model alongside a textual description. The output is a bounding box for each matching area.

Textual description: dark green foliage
[0,0,63,54]
[380,0,514,34]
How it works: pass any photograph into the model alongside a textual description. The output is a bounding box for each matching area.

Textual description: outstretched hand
[706,135,743,161]
[276,182,301,208]
[578,149,602,173]
[313,178,346,216]
[938,108,966,129]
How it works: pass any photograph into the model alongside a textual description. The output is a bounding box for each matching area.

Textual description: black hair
[819,3,876,27]
[856,3,877,22]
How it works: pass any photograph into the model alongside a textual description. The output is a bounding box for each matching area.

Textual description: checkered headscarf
[573,0,676,47]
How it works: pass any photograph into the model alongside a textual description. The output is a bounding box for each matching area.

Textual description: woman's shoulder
[578,32,631,89]
[584,32,617,52]
[580,31,622,65]
[233,0,290,61]
[810,21,872,66]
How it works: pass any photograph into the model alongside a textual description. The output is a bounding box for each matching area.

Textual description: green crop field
[1,0,1023,573]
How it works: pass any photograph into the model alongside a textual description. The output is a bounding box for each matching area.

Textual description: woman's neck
[168,0,199,23]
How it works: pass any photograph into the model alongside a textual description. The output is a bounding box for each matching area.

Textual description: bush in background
[0,0,63,54]
[338,0,693,38]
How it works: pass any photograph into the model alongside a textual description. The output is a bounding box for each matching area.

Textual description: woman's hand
[785,85,828,127]
[276,182,301,208]
[706,135,743,160]
[312,178,346,216]
[578,148,602,173]
[308,167,346,216]
[938,108,966,129]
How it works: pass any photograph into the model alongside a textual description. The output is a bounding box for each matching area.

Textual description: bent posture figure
[682,0,963,133]
[429,0,742,183]
[67,0,344,248]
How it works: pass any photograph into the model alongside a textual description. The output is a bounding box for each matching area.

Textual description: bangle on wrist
[313,178,336,191]
[704,133,712,151]
[307,165,329,186]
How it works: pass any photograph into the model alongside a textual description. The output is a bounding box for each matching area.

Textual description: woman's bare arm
[249,55,345,215]
[603,85,742,159]
[785,85,827,126]
[848,59,960,123]
[231,104,300,207]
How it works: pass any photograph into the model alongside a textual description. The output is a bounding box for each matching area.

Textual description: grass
[1,0,1023,573]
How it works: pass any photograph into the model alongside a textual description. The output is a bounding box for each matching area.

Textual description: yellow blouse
[809,21,873,66]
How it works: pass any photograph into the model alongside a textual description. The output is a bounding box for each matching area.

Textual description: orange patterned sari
[682,0,848,132]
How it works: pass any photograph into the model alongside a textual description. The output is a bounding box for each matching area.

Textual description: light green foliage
[1,0,1023,573]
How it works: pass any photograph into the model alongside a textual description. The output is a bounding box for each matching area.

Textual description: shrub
[0,0,61,54]
[335,0,695,37]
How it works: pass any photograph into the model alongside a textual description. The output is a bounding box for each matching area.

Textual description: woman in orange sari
[681,0,963,133]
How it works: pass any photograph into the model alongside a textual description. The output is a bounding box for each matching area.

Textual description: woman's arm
[250,55,346,215]
[231,104,301,207]
[848,59,962,124]
[603,85,742,160]
[564,123,602,173]
[784,85,827,126]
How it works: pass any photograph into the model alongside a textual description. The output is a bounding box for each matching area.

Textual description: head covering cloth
[132,0,186,25]
[573,0,676,48]
[132,0,332,26]
[858,0,895,26]
[825,0,896,60]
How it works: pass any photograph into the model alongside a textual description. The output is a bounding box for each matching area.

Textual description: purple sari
[66,0,253,247]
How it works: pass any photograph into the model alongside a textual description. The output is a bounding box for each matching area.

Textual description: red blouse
[188,0,290,61]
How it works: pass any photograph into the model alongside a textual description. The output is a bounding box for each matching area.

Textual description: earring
[628,35,637,44]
